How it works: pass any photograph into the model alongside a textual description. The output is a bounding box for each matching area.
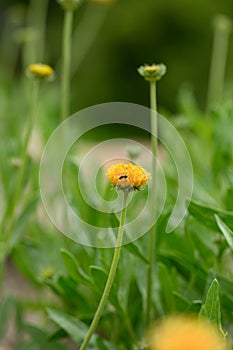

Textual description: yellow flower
[149,316,229,350]
[41,267,54,280]
[27,63,54,80]
[138,63,166,82]
[106,163,149,192]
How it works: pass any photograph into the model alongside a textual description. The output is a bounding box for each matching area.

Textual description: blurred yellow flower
[27,63,54,80]
[149,316,229,350]
[41,267,54,280]
[106,163,149,192]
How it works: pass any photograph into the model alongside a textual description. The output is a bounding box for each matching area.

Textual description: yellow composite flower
[106,163,149,192]
[149,316,229,350]
[27,63,54,80]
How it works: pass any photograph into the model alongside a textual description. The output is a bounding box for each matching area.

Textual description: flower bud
[27,63,55,81]
[138,63,166,82]
[57,0,82,11]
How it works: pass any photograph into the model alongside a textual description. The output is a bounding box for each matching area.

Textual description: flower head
[41,267,54,280]
[138,63,166,82]
[125,145,142,161]
[57,0,82,10]
[149,316,229,350]
[106,163,149,192]
[27,63,54,80]
[213,14,232,33]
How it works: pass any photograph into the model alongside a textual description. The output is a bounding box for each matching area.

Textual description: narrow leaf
[0,296,15,340]
[47,308,94,345]
[188,200,233,231]
[199,279,222,329]
[47,308,117,349]
[60,249,92,286]
[215,215,233,251]
[124,241,148,264]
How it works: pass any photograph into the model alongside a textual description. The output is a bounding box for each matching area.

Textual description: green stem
[0,79,40,290]
[24,0,49,65]
[206,15,232,110]
[71,2,109,76]
[2,79,40,246]
[121,308,138,344]
[61,9,74,121]
[146,80,157,325]
[80,192,129,350]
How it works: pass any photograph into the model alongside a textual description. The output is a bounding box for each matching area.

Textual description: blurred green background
[1,0,233,112]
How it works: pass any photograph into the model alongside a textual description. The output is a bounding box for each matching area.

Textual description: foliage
[0,0,233,349]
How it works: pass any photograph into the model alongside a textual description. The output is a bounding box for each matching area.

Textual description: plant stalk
[146,80,157,324]
[206,15,232,110]
[6,79,40,240]
[61,9,74,121]
[80,191,129,350]
[0,79,40,290]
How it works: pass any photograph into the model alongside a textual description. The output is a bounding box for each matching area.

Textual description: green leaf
[172,292,192,312]
[9,191,39,250]
[47,309,117,349]
[90,265,119,307]
[199,279,222,330]
[47,328,68,341]
[96,338,109,350]
[10,321,69,350]
[60,248,92,286]
[47,308,94,346]
[215,215,233,251]
[124,241,148,264]
[157,230,195,268]
[0,296,15,340]
[188,200,233,231]
[158,263,176,312]
[12,227,65,285]
[90,265,108,291]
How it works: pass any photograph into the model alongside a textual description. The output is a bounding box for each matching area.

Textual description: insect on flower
[118,174,140,191]
[106,163,150,192]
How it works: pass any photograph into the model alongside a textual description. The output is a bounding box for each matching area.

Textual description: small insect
[117,175,140,191]
[119,175,128,180]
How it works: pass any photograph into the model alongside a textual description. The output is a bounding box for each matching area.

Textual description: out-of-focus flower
[13,27,38,44]
[125,145,142,161]
[106,162,149,192]
[149,316,229,350]
[138,64,166,82]
[27,63,55,80]
[213,14,232,33]
[41,267,54,280]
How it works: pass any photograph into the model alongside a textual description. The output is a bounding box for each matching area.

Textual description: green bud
[138,63,167,82]
[125,145,142,161]
[57,0,82,11]
[13,27,38,44]
[213,14,232,34]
